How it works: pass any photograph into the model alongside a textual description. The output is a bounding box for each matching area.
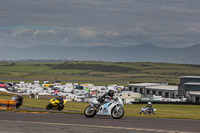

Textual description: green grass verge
[1,92,200,120]
[1,62,200,85]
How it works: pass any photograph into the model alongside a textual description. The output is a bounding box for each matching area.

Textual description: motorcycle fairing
[97,102,115,116]
[103,102,110,114]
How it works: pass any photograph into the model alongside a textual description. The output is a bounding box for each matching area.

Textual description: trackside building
[127,83,178,98]
[178,76,200,102]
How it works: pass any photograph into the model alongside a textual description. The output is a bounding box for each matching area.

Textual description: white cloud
[161,6,200,14]
[122,27,149,38]
[33,30,57,36]
[12,29,33,37]
[105,31,119,38]
[157,36,189,42]
[76,27,96,40]
[12,29,57,37]
[62,37,69,42]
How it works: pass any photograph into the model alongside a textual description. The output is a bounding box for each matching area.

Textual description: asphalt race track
[0,111,199,133]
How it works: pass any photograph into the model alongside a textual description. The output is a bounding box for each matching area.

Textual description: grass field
[1,92,200,120]
[0,62,200,85]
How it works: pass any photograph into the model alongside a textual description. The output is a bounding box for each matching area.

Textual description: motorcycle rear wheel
[84,105,96,118]
[58,105,64,111]
[111,107,124,119]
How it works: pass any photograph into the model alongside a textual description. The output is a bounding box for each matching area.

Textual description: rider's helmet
[108,90,114,97]
[58,93,62,98]
[17,93,22,97]
[148,102,152,105]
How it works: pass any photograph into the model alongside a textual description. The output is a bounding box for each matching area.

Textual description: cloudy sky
[0,0,200,48]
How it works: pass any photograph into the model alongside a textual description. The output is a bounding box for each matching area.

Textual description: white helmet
[148,102,152,105]
[17,93,22,96]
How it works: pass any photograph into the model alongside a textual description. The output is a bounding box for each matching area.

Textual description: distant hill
[0,44,200,64]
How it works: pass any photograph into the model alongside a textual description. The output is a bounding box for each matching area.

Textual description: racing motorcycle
[84,96,124,119]
[46,98,67,111]
[139,107,157,115]
[11,95,23,109]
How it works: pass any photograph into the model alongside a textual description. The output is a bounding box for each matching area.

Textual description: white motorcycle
[84,96,125,119]
[139,107,157,115]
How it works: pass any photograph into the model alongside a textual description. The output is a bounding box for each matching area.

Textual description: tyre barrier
[0,99,16,110]
[7,100,17,110]
[0,99,8,110]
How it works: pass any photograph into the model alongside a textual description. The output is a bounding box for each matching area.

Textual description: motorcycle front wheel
[46,104,52,110]
[111,107,124,119]
[84,105,96,118]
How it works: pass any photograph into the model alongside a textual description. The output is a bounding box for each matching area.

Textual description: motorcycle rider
[145,102,154,114]
[56,94,64,106]
[97,90,115,108]
[15,93,23,109]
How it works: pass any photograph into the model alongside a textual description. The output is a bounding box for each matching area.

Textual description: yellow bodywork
[49,98,67,106]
